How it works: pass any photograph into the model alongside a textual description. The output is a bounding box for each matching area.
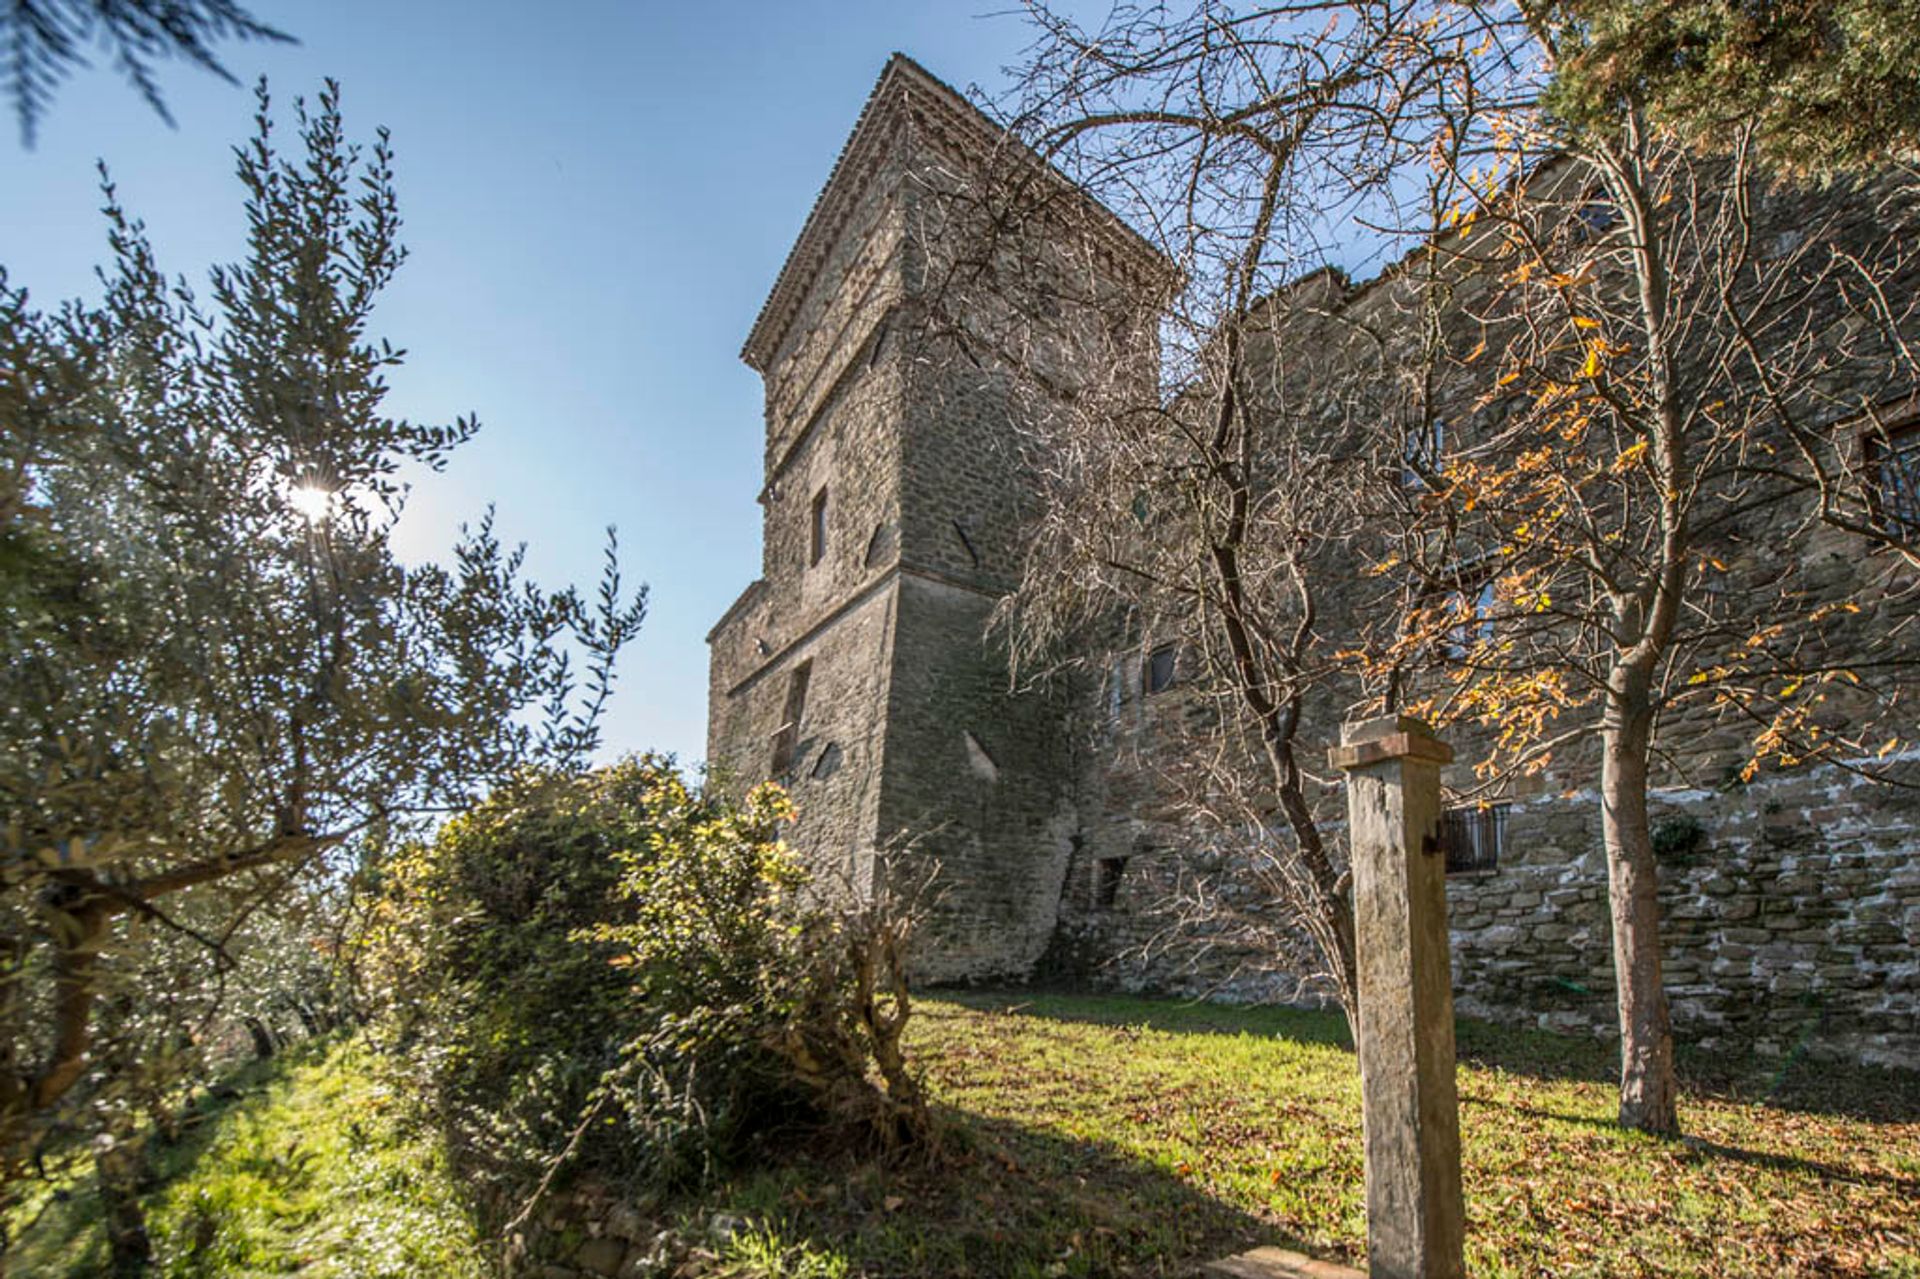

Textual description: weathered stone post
[1329,715,1465,1279]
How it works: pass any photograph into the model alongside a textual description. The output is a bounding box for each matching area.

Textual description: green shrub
[584,772,928,1181]
[366,759,668,1210]
[367,757,927,1228]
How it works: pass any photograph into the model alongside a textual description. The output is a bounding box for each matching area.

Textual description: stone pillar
[1329,715,1465,1279]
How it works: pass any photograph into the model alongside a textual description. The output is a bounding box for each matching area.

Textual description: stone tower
[706,55,1165,981]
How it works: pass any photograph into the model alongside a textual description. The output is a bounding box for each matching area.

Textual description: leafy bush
[366,756,926,1226]
[365,760,656,1209]
[584,771,928,1180]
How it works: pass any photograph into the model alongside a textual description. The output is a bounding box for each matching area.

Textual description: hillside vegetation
[14,993,1917,1278]
[11,1037,488,1278]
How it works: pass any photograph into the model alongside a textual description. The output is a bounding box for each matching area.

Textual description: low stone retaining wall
[1051,763,1919,1071]
[1449,767,1919,1071]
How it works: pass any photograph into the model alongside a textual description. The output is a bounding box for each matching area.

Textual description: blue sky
[3,1,1100,768]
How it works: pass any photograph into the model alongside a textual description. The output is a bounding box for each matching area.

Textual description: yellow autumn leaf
[1613,440,1648,471]
[1579,341,1605,379]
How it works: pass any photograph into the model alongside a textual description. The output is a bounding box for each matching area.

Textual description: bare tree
[1384,106,1920,1132]
[945,1,1510,1023]
[983,1,1919,1136]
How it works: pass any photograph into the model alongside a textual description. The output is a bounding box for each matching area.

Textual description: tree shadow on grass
[7,1048,297,1277]
[1467,1095,1920,1196]
[939,986,1355,1051]
[712,1104,1307,1279]
[951,987,1920,1125]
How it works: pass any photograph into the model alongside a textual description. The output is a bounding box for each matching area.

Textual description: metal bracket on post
[1331,714,1466,1279]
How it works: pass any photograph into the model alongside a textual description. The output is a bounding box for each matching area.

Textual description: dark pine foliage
[3,0,292,144]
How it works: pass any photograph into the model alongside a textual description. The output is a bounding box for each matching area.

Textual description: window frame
[1862,414,1920,538]
[809,487,828,567]
[1439,803,1508,876]
[1144,643,1178,695]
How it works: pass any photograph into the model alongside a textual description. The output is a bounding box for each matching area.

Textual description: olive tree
[0,79,645,1255]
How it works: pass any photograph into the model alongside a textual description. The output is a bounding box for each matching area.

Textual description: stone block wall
[711,55,1166,984]
[1448,763,1920,1070]
[876,574,1080,981]
[1050,758,1920,1070]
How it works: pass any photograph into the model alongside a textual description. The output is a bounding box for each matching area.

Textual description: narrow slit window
[1095,857,1128,910]
[1145,644,1177,695]
[810,487,828,567]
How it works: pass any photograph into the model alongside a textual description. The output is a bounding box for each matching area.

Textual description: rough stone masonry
[709,54,1920,1071]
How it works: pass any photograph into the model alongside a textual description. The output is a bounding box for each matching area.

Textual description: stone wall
[712,56,1919,1063]
[500,1179,748,1279]
[1049,757,1920,1070]
[874,572,1080,981]
[1033,166,1919,1070]
[1448,762,1920,1070]
[710,55,1165,982]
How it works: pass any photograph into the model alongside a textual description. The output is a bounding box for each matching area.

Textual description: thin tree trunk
[1599,668,1681,1136]
[96,1130,153,1276]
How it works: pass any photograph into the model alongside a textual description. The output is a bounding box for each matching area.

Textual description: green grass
[699,992,1920,1279]
[11,1036,490,1278]
[14,996,1917,1278]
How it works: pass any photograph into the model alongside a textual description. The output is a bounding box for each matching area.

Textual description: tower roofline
[740,52,1172,373]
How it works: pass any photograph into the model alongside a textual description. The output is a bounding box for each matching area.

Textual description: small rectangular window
[1439,803,1507,875]
[770,660,812,777]
[810,487,828,566]
[1145,644,1177,695]
[1095,857,1128,909]
[1866,420,1920,535]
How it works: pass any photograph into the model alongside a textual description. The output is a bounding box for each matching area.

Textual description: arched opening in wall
[770,660,812,778]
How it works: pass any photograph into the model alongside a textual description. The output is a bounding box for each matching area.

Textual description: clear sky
[2,1,1100,769]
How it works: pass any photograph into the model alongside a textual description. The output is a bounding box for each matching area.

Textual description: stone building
[705,54,1165,980]
[710,56,1920,1066]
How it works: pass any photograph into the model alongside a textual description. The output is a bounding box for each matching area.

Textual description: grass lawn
[706,991,1920,1279]
[11,1036,491,1278]
[12,993,1917,1278]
